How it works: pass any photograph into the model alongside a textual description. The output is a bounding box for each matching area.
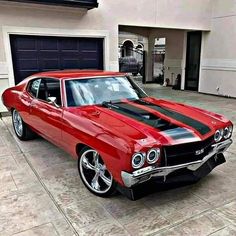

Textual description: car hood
[67,97,230,149]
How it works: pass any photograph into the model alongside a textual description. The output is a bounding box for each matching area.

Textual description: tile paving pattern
[0,84,236,235]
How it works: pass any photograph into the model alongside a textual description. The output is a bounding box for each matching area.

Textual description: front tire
[12,109,35,141]
[78,146,116,197]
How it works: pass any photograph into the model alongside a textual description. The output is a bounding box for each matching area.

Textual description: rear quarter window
[28,79,41,97]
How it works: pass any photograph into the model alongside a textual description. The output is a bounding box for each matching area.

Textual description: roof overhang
[3,0,98,9]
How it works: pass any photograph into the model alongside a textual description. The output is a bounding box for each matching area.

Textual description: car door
[20,78,41,124]
[29,78,63,145]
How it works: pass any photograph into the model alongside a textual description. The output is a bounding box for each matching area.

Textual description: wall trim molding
[0,62,8,79]
[202,59,236,72]
[2,26,110,86]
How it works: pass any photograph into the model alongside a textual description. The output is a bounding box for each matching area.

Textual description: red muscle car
[2,70,233,200]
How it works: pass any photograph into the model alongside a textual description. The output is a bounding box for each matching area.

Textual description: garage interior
[119,25,204,91]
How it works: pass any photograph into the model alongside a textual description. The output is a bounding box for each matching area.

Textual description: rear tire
[12,109,35,141]
[78,146,117,198]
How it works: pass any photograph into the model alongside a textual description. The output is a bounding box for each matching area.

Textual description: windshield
[65,76,147,107]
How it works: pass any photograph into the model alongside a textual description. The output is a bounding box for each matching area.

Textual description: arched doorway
[122,40,134,57]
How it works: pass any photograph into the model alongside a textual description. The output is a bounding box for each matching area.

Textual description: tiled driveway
[0,84,236,236]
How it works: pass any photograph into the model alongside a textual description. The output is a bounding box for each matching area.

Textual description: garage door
[10,35,104,84]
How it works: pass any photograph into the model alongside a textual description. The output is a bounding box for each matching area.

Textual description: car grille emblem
[195,148,204,155]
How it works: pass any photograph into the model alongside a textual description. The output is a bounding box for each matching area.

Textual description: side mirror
[47,97,60,108]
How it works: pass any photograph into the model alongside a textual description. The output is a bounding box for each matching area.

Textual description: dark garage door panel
[10,35,104,84]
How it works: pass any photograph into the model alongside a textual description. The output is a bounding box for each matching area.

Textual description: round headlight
[214,129,223,142]
[224,126,233,139]
[132,153,145,169]
[147,148,160,164]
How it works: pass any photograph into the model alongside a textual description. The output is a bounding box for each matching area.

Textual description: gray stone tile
[42,174,93,206]
[150,197,211,224]
[63,200,112,229]
[99,194,146,219]
[0,129,21,154]
[52,218,75,236]
[191,171,236,207]
[11,166,40,190]
[215,201,236,225]
[216,152,236,176]
[12,223,58,236]
[153,211,230,236]
[36,158,77,178]
[0,172,17,197]
[24,147,72,171]
[11,153,30,168]
[209,225,236,236]
[14,138,57,154]
[0,154,18,172]
[227,143,236,154]
[0,135,5,147]
[142,186,212,225]
[114,205,170,236]
[0,145,12,157]
[74,219,129,236]
[0,186,62,236]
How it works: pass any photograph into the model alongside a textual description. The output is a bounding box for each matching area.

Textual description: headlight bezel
[215,125,233,142]
[132,147,161,169]
[214,129,224,142]
[147,148,161,164]
[223,125,233,139]
[131,153,145,169]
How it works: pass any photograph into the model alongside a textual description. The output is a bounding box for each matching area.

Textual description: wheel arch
[75,141,125,185]
[76,143,89,158]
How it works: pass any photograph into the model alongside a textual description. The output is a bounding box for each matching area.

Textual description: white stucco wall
[200,0,236,97]
[101,0,212,30]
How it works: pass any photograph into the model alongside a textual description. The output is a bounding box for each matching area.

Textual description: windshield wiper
[101,101,120,109]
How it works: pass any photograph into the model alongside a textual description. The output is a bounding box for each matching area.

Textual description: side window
[37,80,47,101]
[28,79,41,98]
[45,78,62,106]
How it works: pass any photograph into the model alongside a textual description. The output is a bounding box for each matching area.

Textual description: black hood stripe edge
[102,101,197,140]
[133,100,211,135]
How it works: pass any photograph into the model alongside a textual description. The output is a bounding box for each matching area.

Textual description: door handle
[31,103,37,108]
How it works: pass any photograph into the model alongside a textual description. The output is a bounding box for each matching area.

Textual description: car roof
[30,70,125,80]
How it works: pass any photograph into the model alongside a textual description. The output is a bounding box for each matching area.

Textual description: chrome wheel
[13,110,23,137]
[79,149,113,194]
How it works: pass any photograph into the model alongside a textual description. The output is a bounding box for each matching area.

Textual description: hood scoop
[102,101,177,131]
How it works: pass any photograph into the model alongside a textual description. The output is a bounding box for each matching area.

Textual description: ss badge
[195,148,204,155]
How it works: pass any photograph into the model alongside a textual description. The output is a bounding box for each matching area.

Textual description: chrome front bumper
[121,139,233,188]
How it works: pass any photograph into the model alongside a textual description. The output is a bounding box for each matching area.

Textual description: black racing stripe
[102,102,196,142]
[103,102,196,140]
[112,102,196,139]
[133,100,211,135]
[102,101,177,131]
